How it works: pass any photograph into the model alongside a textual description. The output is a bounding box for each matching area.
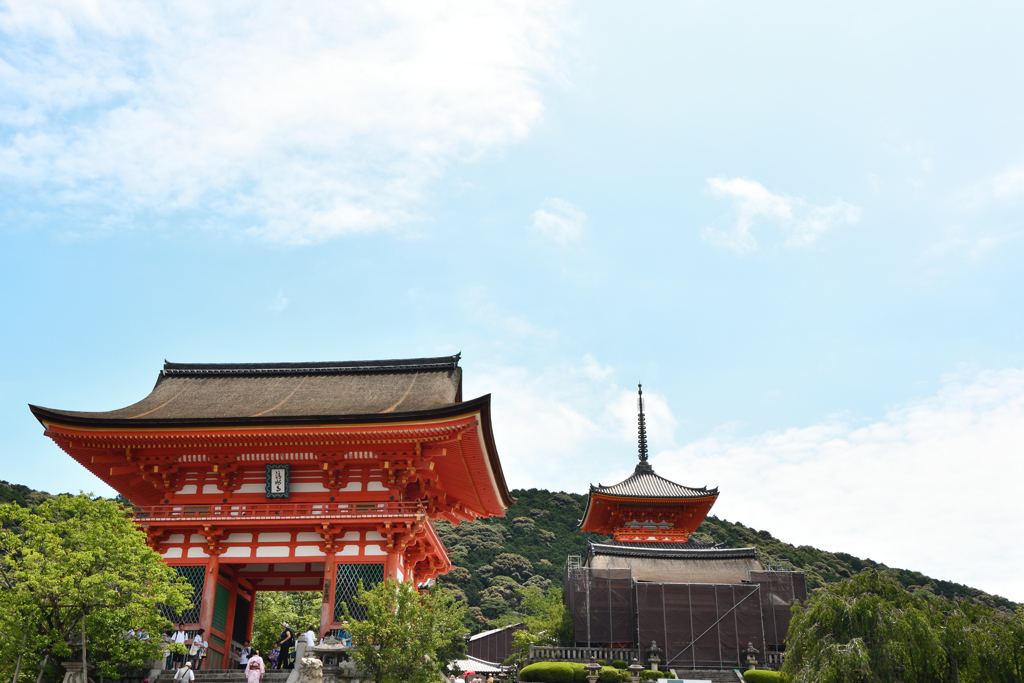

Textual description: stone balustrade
[528,646,640,664]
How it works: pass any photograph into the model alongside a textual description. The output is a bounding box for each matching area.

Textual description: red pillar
[220,570,239,669]
[198,553,221,648]
[385,551,401,581]
[320,553,337,636]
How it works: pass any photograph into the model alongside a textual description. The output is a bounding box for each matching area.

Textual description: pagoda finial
[636,383,653,474]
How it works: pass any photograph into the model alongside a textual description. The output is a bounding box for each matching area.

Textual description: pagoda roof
[590,469,718,499]
[30,354,463,425]
[587,541,757,561]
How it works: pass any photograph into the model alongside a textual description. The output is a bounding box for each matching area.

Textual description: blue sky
[2,1,1024,600]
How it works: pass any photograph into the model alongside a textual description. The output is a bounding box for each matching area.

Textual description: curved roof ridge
[162,354,461,377]
[590,467,718,499]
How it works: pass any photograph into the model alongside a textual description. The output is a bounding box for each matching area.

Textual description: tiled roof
[590,470,718,499]
[467,624,523,641]
[449,656,504,674]
[162,355,461,377]
[588,541,757,560]
[610,540,722,550]
[31,355,463,422]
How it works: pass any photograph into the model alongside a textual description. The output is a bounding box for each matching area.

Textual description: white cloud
[465,288,558,339]
[464,357,680,492]
[529,198,586,245]
[702,177,861,253]
[268,291,289,313]
[0,1,573,243]
[992,167,1024,199]
[653,366,1024,602]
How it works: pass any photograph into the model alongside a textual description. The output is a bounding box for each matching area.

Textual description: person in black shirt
[277,623,294,670]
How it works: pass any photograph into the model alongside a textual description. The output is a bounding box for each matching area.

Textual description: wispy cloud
[472,356,1024,601]
[0,1,574,243]
[961,165,1024,207]
[654,366,1024,602]
[268,291,289,313]
[465,288,558,340]
[465,357,680,491]
[702,177,861,253]
[529,198,586,245]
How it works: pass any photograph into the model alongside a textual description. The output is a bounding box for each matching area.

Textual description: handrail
[528,645,640,663]
[133,501,426,522]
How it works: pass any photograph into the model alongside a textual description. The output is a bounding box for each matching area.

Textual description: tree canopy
[782,570,1024,682]
[347,578,467,683]
[0,494,192,682]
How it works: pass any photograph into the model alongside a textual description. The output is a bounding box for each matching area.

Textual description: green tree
[508,586,573,666]
[782,569,1024,683]
[782,570,944,682]
[0,495,191,682]
[251,591,322,654]
[347,579,467,683]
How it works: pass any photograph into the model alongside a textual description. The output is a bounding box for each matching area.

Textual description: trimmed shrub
[519,663,575,683]
[611,660,628,670]
[641,671,662,681]
[595,660,606,667]
[571,663,586,682]
[743,672,782,683]
[597,666,621,683]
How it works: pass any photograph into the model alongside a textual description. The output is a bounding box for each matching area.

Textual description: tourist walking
[245,649,265,683]
[173,661,194,683]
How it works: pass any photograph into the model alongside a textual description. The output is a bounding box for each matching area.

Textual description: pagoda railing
[132,501,425,522]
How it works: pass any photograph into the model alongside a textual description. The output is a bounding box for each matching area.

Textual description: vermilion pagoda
[30,355,512,669]
[578,385,718,542]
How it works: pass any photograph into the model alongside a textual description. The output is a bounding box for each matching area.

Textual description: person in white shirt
[190,629,206,670]
[173,661,194,683]
[304,628,316,648]
[172,624,187,668]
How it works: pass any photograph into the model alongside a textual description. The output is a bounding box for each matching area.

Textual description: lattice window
[334,563,384,621]
[160,566,205,623]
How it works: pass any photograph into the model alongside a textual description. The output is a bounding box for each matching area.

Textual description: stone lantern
[627,658,644,683]
[645,641,663,672]
[742,642,759,671]
[585,657,602,683]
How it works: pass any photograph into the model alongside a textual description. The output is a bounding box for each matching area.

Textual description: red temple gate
[30,355,513,668]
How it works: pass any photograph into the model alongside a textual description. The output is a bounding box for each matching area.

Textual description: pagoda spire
[636,383,654,474]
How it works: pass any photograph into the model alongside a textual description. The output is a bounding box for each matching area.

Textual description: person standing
[238,640,253,670]
[189,629,205,670]
[277,623,294,670]
[172,624,188,669]
[303,627,316,649]
[245,649,265,683]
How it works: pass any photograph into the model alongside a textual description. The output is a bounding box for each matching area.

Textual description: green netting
[335,563,384,621]
[161,565,205,623]
[212,583,230,632]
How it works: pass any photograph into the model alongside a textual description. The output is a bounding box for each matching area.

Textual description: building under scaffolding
[567,388,807,670]
[565,544,806,670]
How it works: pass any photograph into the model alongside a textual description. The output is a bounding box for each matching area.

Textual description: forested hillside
[0,480,55,508]
[435,487,1016,632]
[2,480,1012,629]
